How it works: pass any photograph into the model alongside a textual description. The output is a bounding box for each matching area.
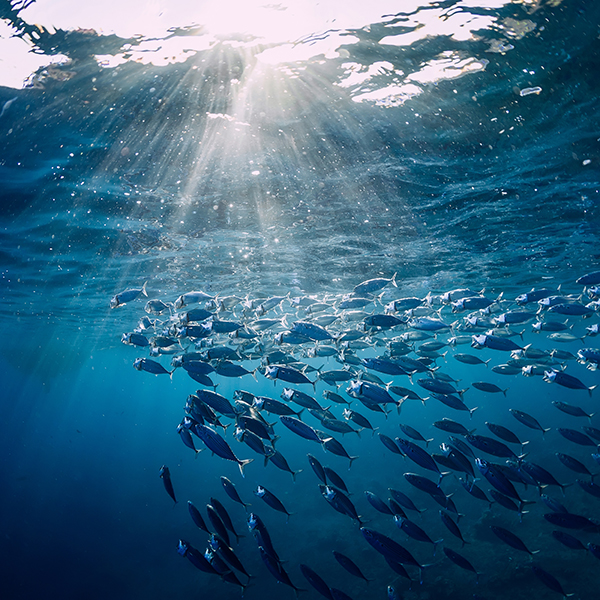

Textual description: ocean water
[1,0,600,598]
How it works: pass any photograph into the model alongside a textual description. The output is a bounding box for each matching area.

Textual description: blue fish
[193,424,253,476]
[332,551,371,582]
[442,547,479,582]
[159,465,176,505]
[531,565,574,598]
[395,437,440,475]
[220,476,249,510]
[280,415,325,443]
[300,564,334,600]
[360,527,424,575]
[177,539,218,575]
[254,485,293,521]
[490,525,537,555]
[476,458,522,502]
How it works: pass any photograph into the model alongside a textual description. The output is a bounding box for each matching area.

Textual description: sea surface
[1,0,599,599]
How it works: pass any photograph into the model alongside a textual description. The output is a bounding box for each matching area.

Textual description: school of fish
[114,270,600,599]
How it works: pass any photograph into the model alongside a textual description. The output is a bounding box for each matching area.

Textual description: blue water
[1,0,600,598]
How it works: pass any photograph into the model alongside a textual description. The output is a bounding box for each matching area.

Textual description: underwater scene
[1,0,600,598]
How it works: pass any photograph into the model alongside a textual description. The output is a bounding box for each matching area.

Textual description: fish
[220,476,249,510]
[452,295,496,311]
[159,465,176,505]
[490,525,537,555]
[253,395,303,417]
[438,443,475,477]
[459,477,491,505]
[365,491,394,515]
[471,334,522,351]
[258,546,304,593]
[556,453,595,479]
[360,527,425,576]
[515,288,554,304]
[280,416,325,443]
[543,512,600,531]
[346,380,397,406]
[110,282,148,308]
[322,436,359,466]
[265,448,301,480]
[177,422,200,454]
[121,332,150,347]
[394,516,441,549]
[540,494,569,514]
[187,500,210,533]
[319,485,362,524]
[431,392,478,417]
[300,564,334,600]
[332,551,371,582]
[509,408,550,435]
[133,357,173,376]
[281,387,324,410]
[453,353,490,366]
[206,503,230,545]
[248,513,279,561]
[544,369,596,395]
[395,437,441,475]
[264,364,315,386]
[323,466,349,493]
[440,509,468,546]
[442,547,479,582]
[475,458,521,501]
[194,389,238,418]
[343,408,376,433]
[577,479,600,498]
[465,433,521,461]
[557,427,598,447]
[291,320,335,341]
[417,377,462,396]
[548,303,594,316]
[353,274,397,295]
[398,423,433,447]
[404,472,446,499]
[210,497,245,543]
[193,424,253,476]
[307,453,328,484]
[551,530,587,550]
[234,427,273,457]
[433,418,472,436]
[177,539,218,575]
[531,565,574,598]
[471,381,508,395]
[485,422,525,447]
[389,488,425,514]
[361,357,408,376]
[254,485,293,521]
[174,290,213,309]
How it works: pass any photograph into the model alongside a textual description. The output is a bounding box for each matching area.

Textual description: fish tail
[238,458,254,478]
[141,280,148,297]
